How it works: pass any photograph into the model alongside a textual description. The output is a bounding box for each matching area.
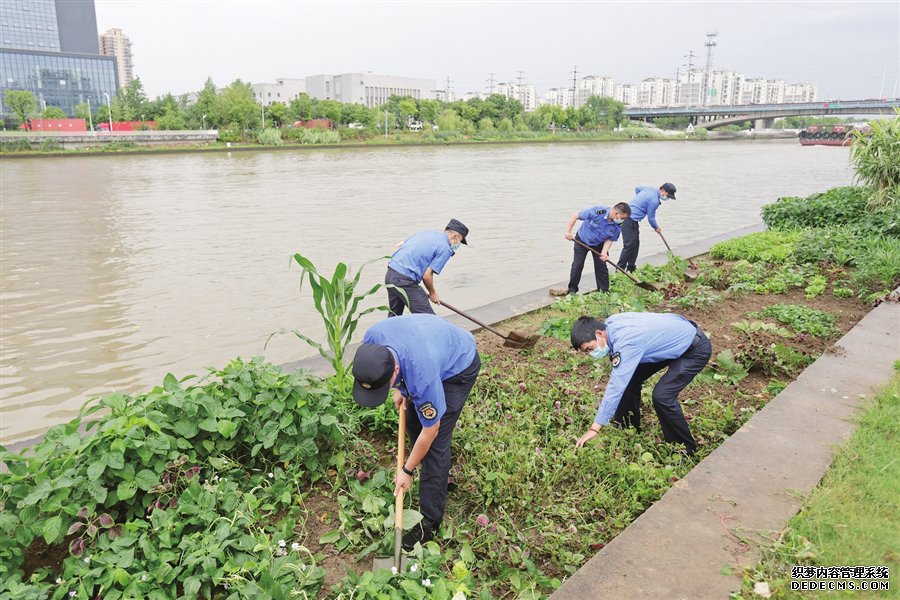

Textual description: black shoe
[401,518,436,551]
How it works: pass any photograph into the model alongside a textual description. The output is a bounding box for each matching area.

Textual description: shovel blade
[372,555,405,573]
[503,330,540,349]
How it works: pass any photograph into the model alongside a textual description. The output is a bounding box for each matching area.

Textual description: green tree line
[4,77,631,136]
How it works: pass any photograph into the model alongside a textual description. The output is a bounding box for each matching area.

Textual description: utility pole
[683,51,697,107]
[571,65,578,108]
[703,32,718,107]
[486,72,496,96]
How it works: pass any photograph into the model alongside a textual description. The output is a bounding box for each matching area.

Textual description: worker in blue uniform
[352,314,481,550]
[616,183,676,273]
[385,219,469,316]
[563,202,632,295]
[569,312,711,454]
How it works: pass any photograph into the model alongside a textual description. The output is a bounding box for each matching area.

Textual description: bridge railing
[624,99,899,117]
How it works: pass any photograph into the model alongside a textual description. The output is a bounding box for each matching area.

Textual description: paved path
[550,294,899,600]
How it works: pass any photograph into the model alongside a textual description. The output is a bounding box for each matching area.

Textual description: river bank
[0,140,855,446]
[3,210,895,598]
[0,127,797,158]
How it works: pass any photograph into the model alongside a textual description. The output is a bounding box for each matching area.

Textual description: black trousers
[612,328,711,453]
[616,218,640,273]
[568,234,610,294]
[405,353,481,526]
[385,267,434,317]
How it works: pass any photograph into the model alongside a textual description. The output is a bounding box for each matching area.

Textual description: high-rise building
[98,27,133,88]
[576,76,617,107]
[784,82,817,103]
[1,0,118,116]
[495,81,537,111]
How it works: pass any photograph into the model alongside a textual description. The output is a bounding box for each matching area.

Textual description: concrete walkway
[550,294,900,599]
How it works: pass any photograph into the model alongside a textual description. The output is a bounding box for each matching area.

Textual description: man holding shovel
[569,312,711,455]
[352,314,481,550]
[564,202,632,295]
[617,183,677,273]
[385,219,469,316]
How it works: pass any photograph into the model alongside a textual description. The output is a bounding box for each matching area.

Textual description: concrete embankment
[550,294,899,599]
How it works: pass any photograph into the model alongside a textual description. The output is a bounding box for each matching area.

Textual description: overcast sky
[95,1,900,101]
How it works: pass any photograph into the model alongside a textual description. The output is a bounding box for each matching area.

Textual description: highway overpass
[624,99,899,129]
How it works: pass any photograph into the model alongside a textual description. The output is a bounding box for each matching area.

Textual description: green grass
[740,374,900,597]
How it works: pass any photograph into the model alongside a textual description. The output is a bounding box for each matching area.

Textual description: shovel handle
[440,301,510,341]
[395,405,406,529]
[572,238,645,287]
[657,231,675,255]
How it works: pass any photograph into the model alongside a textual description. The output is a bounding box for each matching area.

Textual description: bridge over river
[625,98,899,129]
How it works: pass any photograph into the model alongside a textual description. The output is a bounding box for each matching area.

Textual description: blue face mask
[589,345,609,360]
[451,242,461,252]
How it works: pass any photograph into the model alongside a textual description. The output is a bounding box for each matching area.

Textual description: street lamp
[202,114,207,130]
[86,97,94,132]
[103,92,113,132]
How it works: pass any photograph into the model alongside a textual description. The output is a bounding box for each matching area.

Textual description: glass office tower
[1,0,118,116]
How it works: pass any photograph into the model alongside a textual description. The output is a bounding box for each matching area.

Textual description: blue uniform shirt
[594,312,697,426]
[388,231,454,282]
[362,314,477,427]
[627,186,663,229]
[576,205,622,246]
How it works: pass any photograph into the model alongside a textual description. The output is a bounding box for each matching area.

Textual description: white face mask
[451,242,461,252]
[590,344,609,359]
[613,218,625,225]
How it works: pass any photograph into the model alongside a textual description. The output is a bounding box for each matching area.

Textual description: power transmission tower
[683,50,697,107]
[516,70,525,87]
[703,32,718,107]
[571,65,578,107]
[486,72,496,96]
[444,76,453,102]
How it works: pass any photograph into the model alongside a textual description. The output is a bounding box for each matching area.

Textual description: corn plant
[849,110,900,208]
[282,253,389,390]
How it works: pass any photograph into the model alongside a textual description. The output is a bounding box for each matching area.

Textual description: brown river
[0,140,852,444]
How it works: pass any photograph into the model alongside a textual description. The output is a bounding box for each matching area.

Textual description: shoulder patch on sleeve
[610,352,621,367]
[418,402,437,420]
[596,209,607,215]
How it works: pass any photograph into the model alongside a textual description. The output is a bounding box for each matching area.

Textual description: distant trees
[3,74,633,139]
[5,90,38,126]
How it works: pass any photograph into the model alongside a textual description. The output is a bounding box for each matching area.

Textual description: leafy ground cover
[1,186,895,599]
[736,369,900,598]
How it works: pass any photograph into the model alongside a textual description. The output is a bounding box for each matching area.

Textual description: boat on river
[798,124,855,146]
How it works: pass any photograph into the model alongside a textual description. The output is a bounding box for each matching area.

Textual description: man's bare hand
[575,428,599,449]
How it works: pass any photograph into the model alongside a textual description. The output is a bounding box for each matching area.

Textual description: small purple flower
[476,514,490,527]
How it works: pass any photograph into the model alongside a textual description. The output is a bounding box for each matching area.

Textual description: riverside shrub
[0,358,347,598]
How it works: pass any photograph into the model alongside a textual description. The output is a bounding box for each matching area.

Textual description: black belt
[690,329,704,348]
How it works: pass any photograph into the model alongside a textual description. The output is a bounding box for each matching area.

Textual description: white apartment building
[98,28,133,88]
[739,78,786,104]
[252,78,307,106]
[306,72,436,108]
[677,69,706,106]
[638,78,677,106]
[614,84,638,106]
[784,82,818,103]
[705,70,744,106]
[543,87,574,108]
[576,76,617,107]
[495,81,537,111]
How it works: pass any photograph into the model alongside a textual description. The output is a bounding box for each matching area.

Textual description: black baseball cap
[445,218,469,245]
[351,344,395,407]
[661,183,677,200]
